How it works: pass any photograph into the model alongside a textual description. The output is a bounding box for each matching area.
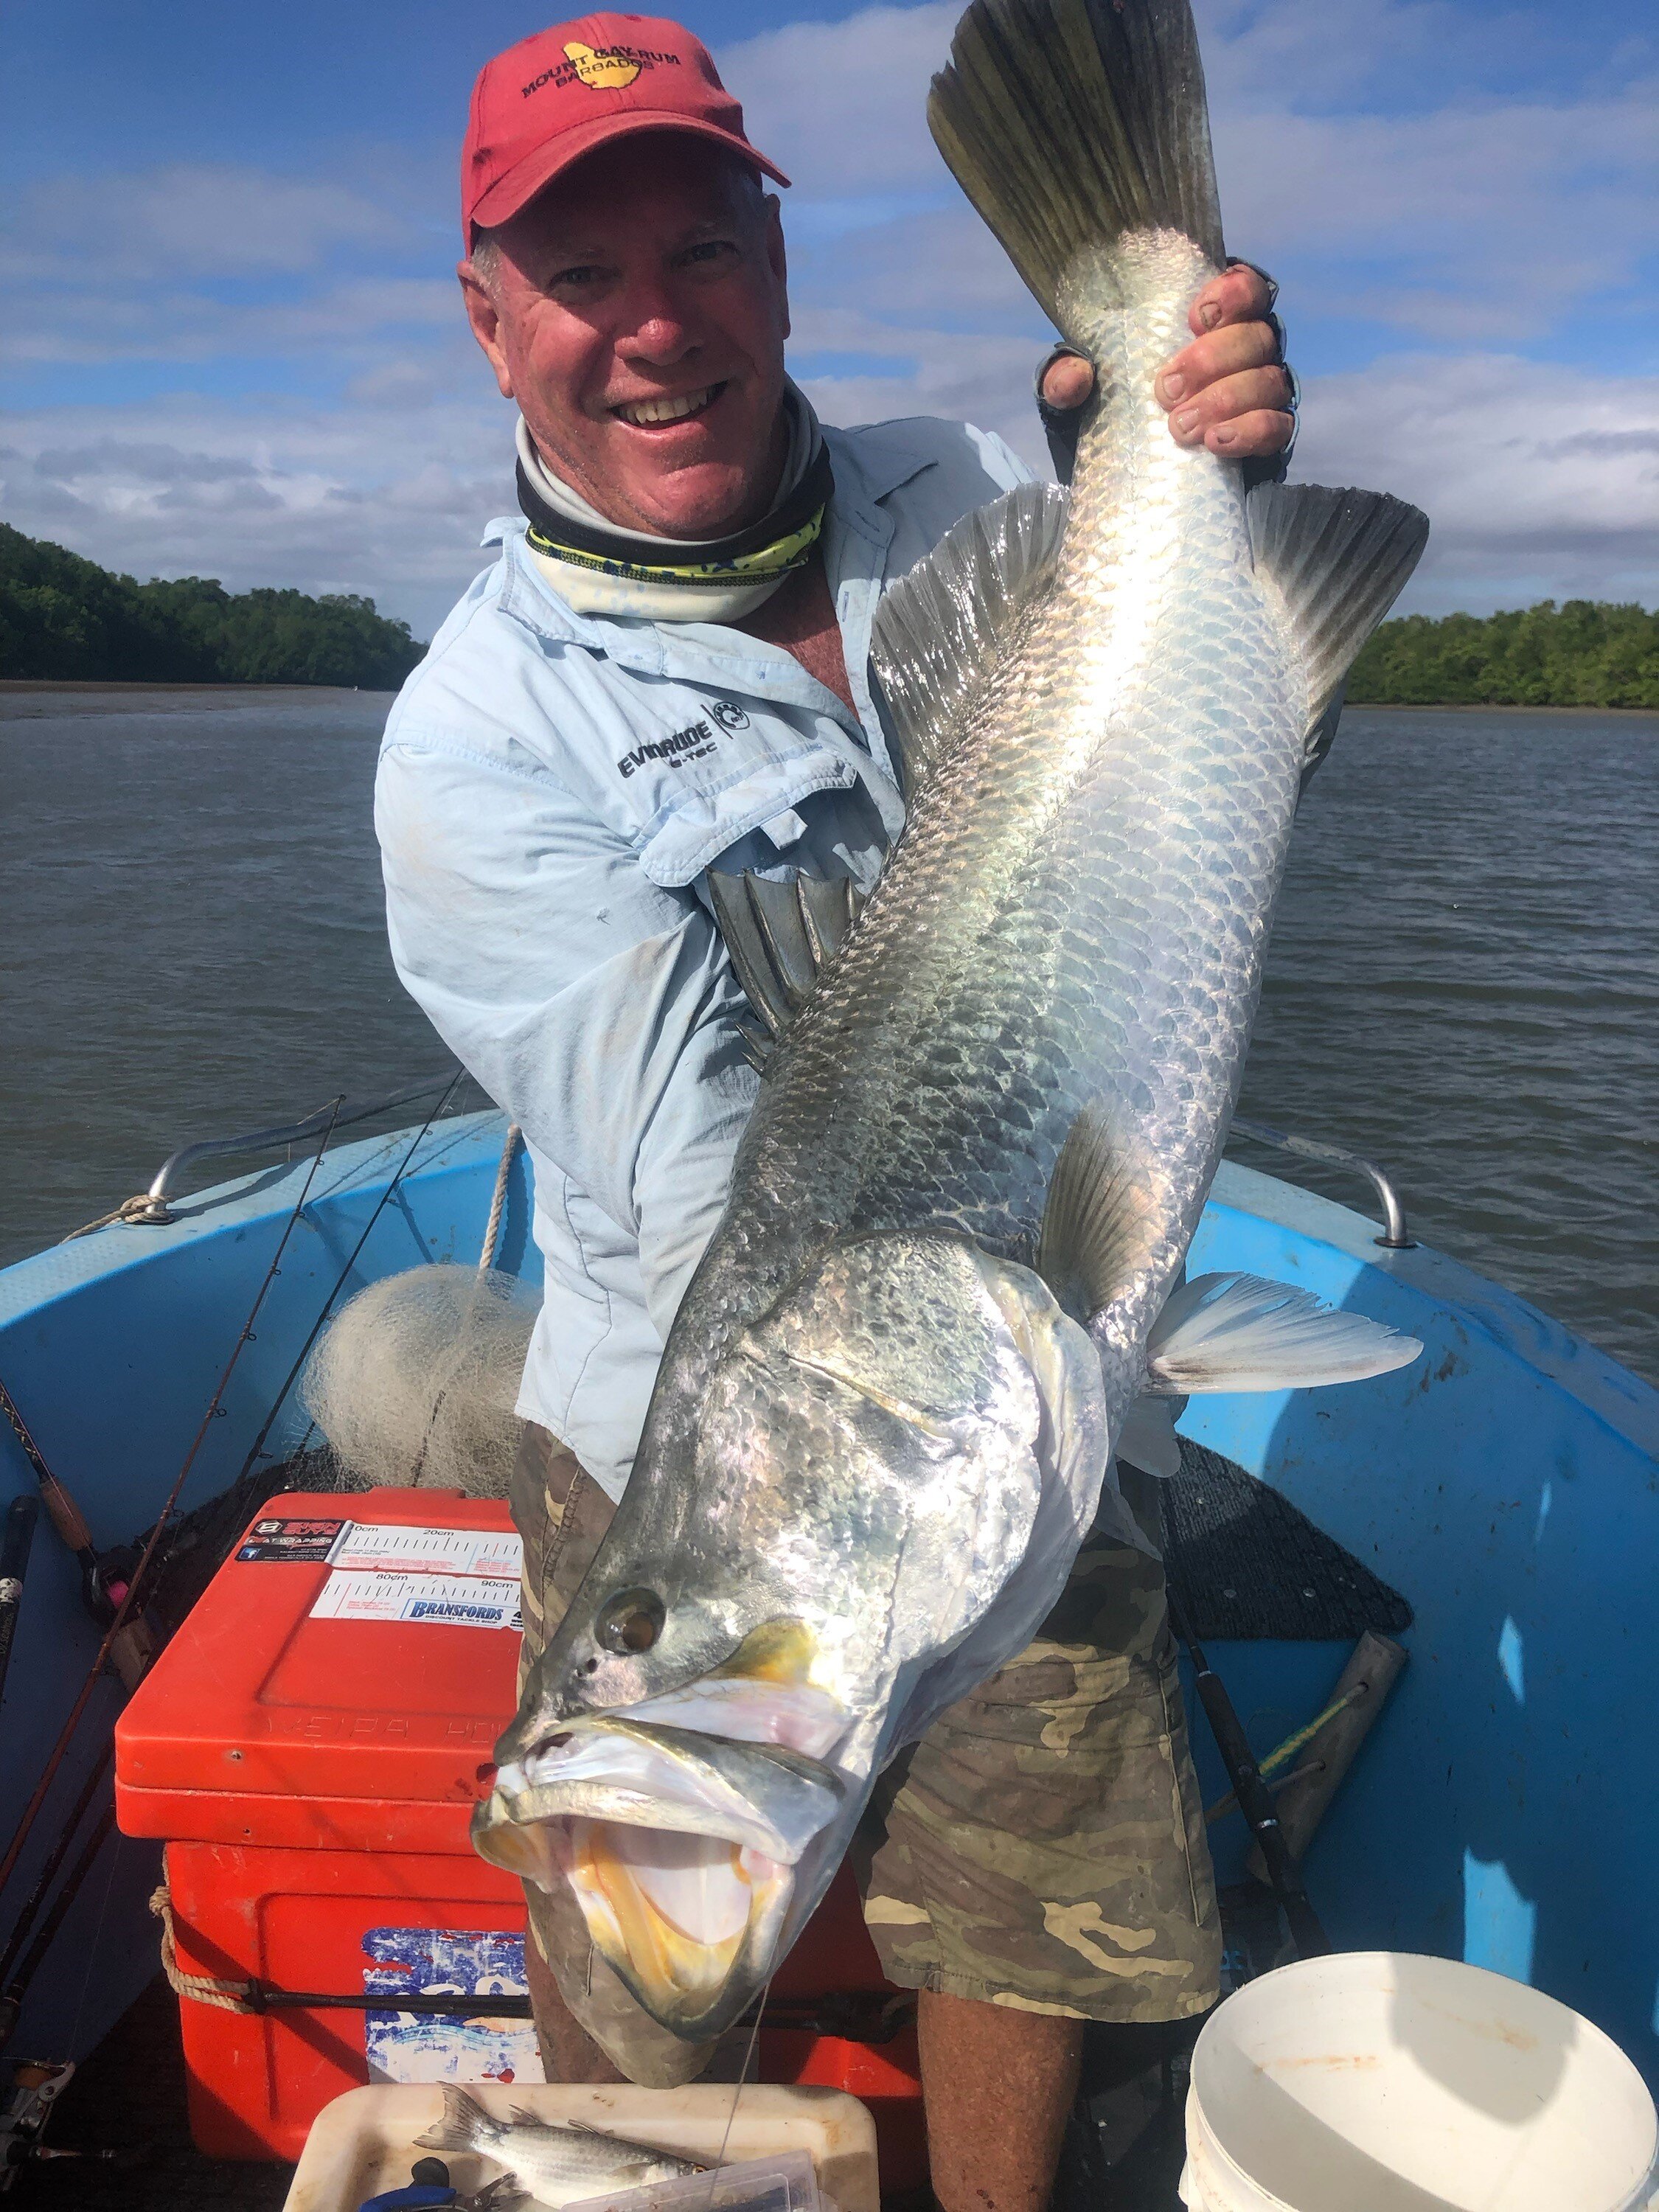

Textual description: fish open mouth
[473,1667,850,2040]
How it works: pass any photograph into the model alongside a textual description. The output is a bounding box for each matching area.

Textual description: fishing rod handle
[0,1496,40,1705]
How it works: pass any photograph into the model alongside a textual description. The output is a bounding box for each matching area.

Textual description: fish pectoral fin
[1036,1103,1162,1323]
[707,870,866,1058]
[871,480,1068,801]
[1145,1272,1422,1394]
[1115,1392,1183,1479]
[1245,481,1430,774]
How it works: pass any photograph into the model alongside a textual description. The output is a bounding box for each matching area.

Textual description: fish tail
[928,0,1225,330]
[414,2083,501,2156]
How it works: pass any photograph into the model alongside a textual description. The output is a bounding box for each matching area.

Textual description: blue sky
[2,0,1655,636]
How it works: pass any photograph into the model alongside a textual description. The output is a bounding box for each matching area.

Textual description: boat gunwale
[0,1116,1652,1461]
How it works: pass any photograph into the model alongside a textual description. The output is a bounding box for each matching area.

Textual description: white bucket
[1180,1952,1659,2212]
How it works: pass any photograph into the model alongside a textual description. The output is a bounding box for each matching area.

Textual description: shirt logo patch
[709,700,751,731]
[616,719,720,779]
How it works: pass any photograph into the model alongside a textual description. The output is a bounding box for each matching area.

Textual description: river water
[3,685,1655,1385]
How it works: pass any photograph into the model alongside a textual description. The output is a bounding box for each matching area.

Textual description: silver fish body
[474,0,1426,2045]
[415,2085,703,2209]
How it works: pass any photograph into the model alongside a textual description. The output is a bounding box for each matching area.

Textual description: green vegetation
[1348,599,1659,709]
[0,524,423,689]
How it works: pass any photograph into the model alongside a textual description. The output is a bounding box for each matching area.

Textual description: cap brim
[468,113,790,237]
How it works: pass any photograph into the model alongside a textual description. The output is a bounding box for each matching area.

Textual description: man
[377,16,1294,2210]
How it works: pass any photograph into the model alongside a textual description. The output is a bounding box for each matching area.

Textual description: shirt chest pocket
[603,695,864,891]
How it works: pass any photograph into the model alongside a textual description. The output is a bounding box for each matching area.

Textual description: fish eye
[595,1587,665,1655]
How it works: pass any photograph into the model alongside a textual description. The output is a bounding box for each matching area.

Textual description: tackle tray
[282,2083,880,2212]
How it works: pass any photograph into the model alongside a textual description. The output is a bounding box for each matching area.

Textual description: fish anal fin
[872,481,1068,801]
[1247,482,1429,756]
[1037,1105,1161,1321]
[1147,1272,1422,1394]
[706,869,865,1060]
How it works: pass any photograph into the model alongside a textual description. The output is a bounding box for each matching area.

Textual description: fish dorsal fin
[1246,482,1429,761]
[707,869,866,1065]
[872,480,1069,800]
[1036,1105,1164,1322]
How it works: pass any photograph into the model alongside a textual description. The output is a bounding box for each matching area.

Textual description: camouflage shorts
[510,1425,1219,2079]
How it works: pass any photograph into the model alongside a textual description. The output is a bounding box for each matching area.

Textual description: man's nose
[615,281,698,366]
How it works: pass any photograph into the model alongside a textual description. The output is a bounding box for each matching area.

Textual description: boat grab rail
[121,1068,470,1227]
[1228,1116,1413,1249]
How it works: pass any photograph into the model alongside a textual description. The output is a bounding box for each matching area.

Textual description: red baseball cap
[462,13,790,243]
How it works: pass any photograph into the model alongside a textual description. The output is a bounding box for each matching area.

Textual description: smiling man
[376,15,1294,2211]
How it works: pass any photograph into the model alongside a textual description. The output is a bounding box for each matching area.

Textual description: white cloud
[1294,353,1659,609]
[722,5,958,198]
[3,164,410,282]
[0,386,515,631]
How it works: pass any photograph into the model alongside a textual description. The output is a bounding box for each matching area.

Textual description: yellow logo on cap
[563,41,641,88]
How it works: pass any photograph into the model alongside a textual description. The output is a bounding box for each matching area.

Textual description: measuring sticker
[237,1516,348,1563]
[310,1571,522,1631]
[324,1523,524,1580]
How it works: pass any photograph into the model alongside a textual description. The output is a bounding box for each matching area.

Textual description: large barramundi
[474,0,1428,2042]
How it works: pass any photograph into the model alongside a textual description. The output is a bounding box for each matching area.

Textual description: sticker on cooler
[310,1571,523,1630]
[325,1522,524,1579]
[361,1925,544,2087]
[237,1516,347,1562]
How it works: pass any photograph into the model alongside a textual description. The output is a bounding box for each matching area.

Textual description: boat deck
[13,1977,292,2210]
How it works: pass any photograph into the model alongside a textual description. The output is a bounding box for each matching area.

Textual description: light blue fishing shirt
[377,417,1031,1500]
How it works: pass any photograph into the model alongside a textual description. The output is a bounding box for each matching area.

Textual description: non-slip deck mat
[1161,1436,1413,1641]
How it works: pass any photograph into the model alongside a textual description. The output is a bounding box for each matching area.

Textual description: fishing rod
[0,1100,344,1902]
[0,1804,116,2048]
[0,1382,98,1597]
[0,1745,113,1989]
[0,1079,467,2028]
[1166,1585,1329,1961]
[0,1499,38,1709]
[0,1380,153,1689]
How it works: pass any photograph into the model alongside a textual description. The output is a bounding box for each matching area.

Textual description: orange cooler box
[115,1489,925,2182]
[116,1491,535,2158]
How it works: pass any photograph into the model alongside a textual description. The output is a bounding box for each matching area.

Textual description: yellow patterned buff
[525,507,824,591]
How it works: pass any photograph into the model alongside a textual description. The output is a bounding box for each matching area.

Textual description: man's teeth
[616,386,717,427]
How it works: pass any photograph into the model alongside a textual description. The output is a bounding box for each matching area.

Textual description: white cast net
[301,1263,540,1498]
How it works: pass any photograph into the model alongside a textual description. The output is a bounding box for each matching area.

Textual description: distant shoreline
[0,679,398,721]
[1346,700,1659,717]
[0,679,394,692]
[4,680,1654,721]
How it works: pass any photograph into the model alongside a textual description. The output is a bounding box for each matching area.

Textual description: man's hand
[1039,263,1295,462]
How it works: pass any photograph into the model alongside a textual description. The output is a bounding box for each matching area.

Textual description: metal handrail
[1228,1116,1413,1250]
[125,1068,470,1225]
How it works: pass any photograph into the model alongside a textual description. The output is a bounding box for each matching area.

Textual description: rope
[60,1194,168,1242]
[150,1887,254,2014]
[479,1122,521,1272]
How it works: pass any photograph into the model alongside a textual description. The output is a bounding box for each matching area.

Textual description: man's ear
[459,260,515,401]
[763,195,790,344]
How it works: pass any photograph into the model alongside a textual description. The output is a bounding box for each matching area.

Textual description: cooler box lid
[115,1489,522,1851]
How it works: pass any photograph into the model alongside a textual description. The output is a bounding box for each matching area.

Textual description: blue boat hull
[2,1114,1655,2082]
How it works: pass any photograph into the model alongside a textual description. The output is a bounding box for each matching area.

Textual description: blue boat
[2,1088,1655,2168]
